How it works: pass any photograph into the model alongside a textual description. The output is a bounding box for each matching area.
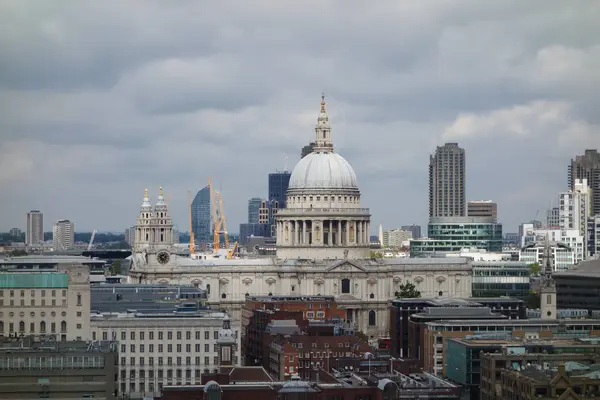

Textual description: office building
[554,259,600,310]
[569,149,600,215]
[247,198,263,224]
[410,216,502,257]
[519,240,577,271]
[588,215,600,257]
[90,310,231,398]
[9,228,22,238]
[429,143,466,218]
[301,142,315,159]
[239,223,270,245]
[546,207,560,228]
[268,171,291,209]
[0,263,91,341]
[0,335,118,400]
[191,186,211,245]
[26,210,43,246]
[124,225,136,246]
[401,224,422,239]
[559,178,591,237]
[471,261,531,299]
[467,200,497,221]
[382,229,412,248]
[52,219,74,250]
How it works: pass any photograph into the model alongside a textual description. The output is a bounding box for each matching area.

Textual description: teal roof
[0,273,69,289]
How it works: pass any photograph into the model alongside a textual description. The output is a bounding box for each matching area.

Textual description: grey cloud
[1,0,599,233]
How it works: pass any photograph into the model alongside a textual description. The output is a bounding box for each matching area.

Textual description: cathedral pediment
[326,261,366,273]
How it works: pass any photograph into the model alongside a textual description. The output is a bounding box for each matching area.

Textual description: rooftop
[449,336,600,348]
[246,295,335,303]
[0,335,117,353]
[554,259,600,278]
[427,319,600,328]
[0,255,106,266]
[411,307,506,320]
[90,310,226,321]
[0,272,68,289]
[392,297,524,307]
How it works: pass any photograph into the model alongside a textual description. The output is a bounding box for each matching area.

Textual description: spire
[141,188,151,209]
[313,93,333,153]
[155,186,166,207]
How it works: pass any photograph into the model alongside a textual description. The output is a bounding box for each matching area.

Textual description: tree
[527,290,540,308]
[355,331,369,343]
[395,282,421,299]
[9,249,27,257]
[369,251,383,259]
[528,263,541,276]
[111,260,122,275]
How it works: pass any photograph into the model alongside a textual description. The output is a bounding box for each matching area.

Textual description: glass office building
[410,217,503,257]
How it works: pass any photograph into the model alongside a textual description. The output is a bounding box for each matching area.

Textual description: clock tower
[216,315,237,367]
[150,187,175,266]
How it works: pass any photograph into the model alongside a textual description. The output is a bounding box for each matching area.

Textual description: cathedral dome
[288,151,358,191]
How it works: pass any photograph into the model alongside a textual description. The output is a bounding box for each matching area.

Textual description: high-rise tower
[569,149,600,215]
[52,219,74,250]
[191,186,211,246]
[26,210,44,246]
[429,143,466,218]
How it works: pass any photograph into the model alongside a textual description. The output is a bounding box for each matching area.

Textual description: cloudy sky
[1,0,599,235]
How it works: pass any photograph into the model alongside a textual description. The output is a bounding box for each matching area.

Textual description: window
[547,294,552,305]
[131,331,136,340]
[19,321,25,332]
[368,310,376,326]
[40,321,46,332]
[121,331,126,340]
[61,321,67,332]
[341,278,350,294]
[205,331,209,340]
[177,331,182,340]
[76,293,81,306]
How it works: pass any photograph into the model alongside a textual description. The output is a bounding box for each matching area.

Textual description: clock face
[157,251,170,265]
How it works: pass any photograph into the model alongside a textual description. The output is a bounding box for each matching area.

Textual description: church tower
[149,187,175,265]
[133,188,153,252]
[216,315,237,368]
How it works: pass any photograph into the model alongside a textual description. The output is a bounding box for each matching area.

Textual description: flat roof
[0,255,105,265]
[427,319,600,327]
[0,272,68,289]
[449,336,600,347]
[0,336,116,353]
[554,259,600,278]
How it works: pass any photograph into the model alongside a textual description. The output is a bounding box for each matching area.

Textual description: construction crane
[227,242,238,259]
[208,177,220,250]
[208,176,230,251]
[87,230,97,251]
[187,190,195,255]
[215,191,229,250]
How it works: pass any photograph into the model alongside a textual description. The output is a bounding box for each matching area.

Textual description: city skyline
[1,1,599,233]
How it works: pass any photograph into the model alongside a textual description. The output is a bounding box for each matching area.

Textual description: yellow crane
[215,191,230,250]
[187,190,195,255]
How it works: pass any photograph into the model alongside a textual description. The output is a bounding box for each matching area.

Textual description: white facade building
[0,264,91,341]
[90,311,229,398]
[519,243,576,271]
[127,96,473,339]
[559,178,591,257]
[528,228,585,265]
[52,219,75,250]
[382,229,413,248]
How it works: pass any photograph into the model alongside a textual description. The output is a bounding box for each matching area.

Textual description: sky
[1,1,599,235]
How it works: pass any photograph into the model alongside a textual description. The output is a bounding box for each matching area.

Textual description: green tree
[395,282,421,299]
[355,331,369,343]
[9,249,27,257]
[111,260,122,275]
[527,290,540,308]
[528,263,541,276]
[369,251,383,259]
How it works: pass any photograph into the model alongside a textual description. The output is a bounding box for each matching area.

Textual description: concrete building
[588,215,600,257]
[401,224,422,239]
[559,178,591,253]
[0,335,118,400]
[546,207,560,228]
[301,142,315,159]
[519,240,577,271]
[382,228,412,248]
[124,225,136,246]
[127,96,474,339]
[429,142,466,218]
[90,310,231,398]
[9,228,22,239]
[445,336,600,400]
[0,263,91,340]
[467,200,498,221]
[554,259,600,310]
[471,261,531,299]
[569,149,600,215]
[52,219,74,250]
[268,171,291,209]
[26,210,43,246]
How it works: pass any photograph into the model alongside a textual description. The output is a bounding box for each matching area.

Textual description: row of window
[120,367,202,380]
[119,356,219,368]
[119,343,217,354]
[0,320,81,333]
[0,289,67,297]
[93,329,220,341]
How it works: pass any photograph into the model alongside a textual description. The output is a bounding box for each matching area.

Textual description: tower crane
[187,190,195,255]
[208,177,220,250]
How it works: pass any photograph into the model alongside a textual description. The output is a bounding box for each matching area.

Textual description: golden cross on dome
[159,186,163,197]
[144,188,148,198]
[321,93,326,113]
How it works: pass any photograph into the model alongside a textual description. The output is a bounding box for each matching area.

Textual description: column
[357,221,362,245]
[362,221,366,244]
[302,220,307,245]
[338,220,342,245]
[345,220,350,245]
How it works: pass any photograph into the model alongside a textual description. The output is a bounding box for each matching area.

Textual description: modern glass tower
[191,186,211,245]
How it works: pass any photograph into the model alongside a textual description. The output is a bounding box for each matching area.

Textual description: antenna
[284,156,288,171]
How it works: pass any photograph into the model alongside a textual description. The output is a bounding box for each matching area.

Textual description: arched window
[76,294,82,306]
[206,284,211,295]
[221,293,226,299]
[368,310,376,326]
[61,321,67,332]
[205,381,222,400]
[341,278,350,294]
[19,321,25,332]
[0,321,3,332]
[40,321,46,332]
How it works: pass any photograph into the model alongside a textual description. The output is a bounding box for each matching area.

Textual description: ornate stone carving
[242,277,253,285]
[436,276,446,283]
[219,277,230,284]
[314,278,325,285]
[265,277,276,285]
[393,276,402,283]
[367,277,377,285]
[414,276,424,283]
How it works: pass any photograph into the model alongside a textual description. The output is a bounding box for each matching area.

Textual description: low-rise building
[471,260,531,299]
[0,263,91,340]
[90,310,231,399]
[554,258,600,310]
[0,335,118,399]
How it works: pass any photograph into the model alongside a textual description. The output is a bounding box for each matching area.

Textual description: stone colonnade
[276,219,370,246]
